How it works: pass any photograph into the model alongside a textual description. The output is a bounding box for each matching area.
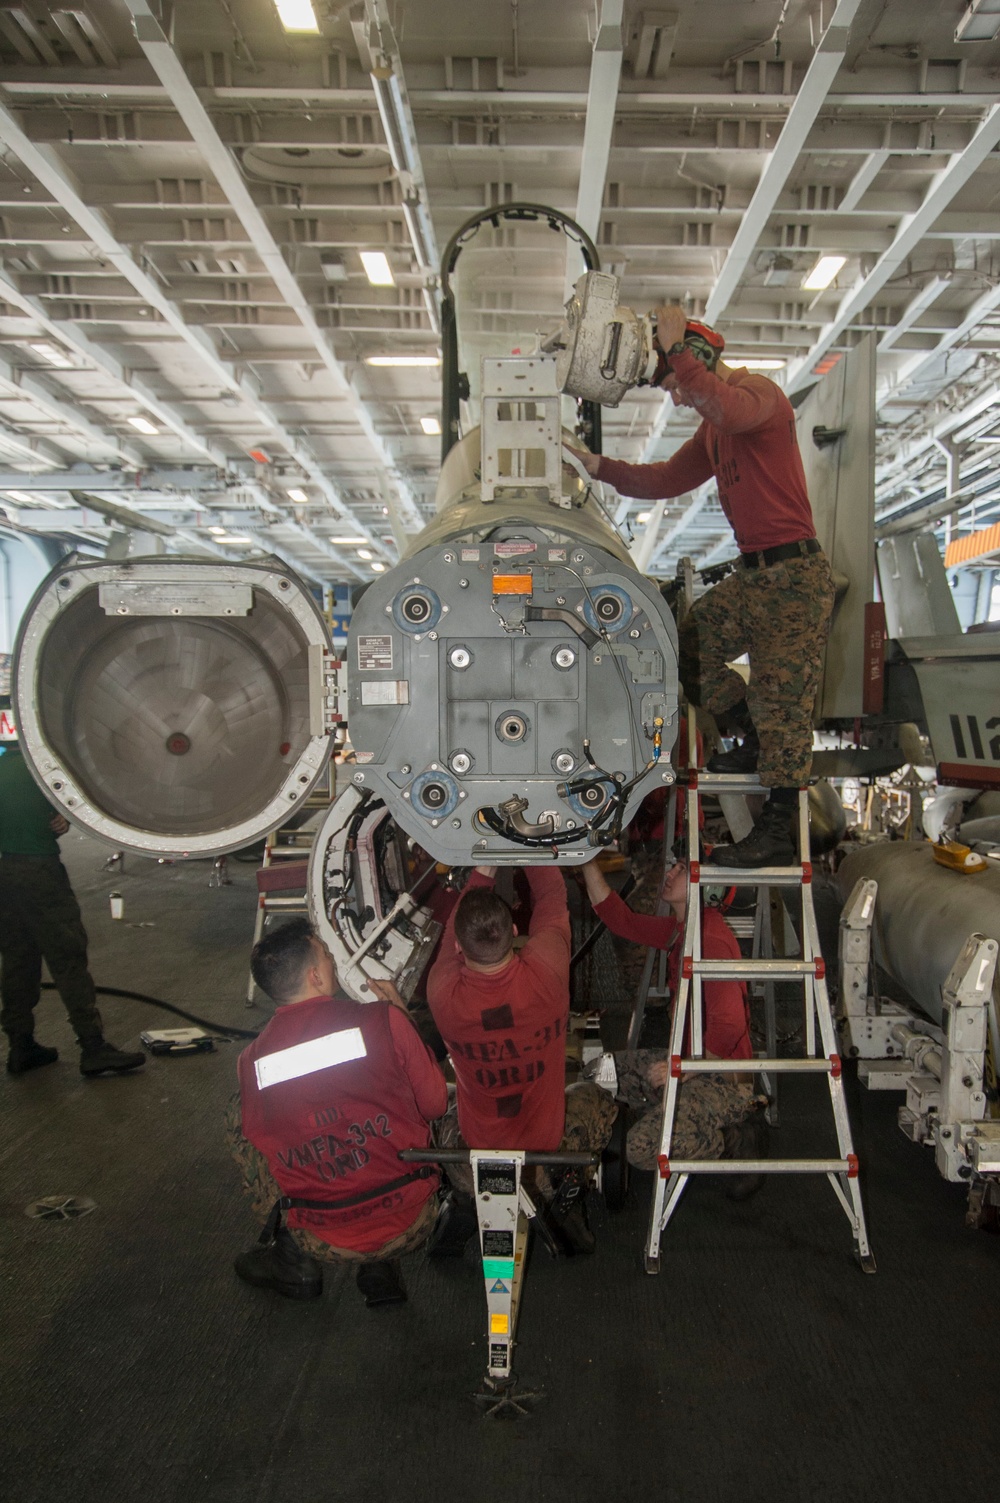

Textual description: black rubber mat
[2,834,998,1503]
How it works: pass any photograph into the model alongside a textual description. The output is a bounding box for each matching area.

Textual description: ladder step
[688,774,788,794]
[660,1158,853,1175]
[698,863,805,885]
[676,1056,839,1074]
[686,958,822,980]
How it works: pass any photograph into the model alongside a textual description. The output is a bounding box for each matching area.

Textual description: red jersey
[238,993,447,1253]
[594,891,751,1059]
[426,868,570,1150]
[596,349,815,552]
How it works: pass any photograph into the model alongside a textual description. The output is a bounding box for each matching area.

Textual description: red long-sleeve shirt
[426,868,571,1150]
[596,349,815,552]
[594,890,751,1060]
[238,994,447,1252]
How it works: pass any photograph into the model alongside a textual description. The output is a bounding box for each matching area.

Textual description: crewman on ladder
[580,854,766,1193]
[566,302,836,868]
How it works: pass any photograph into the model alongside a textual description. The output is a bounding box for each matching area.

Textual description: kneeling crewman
[227,918,447,1306]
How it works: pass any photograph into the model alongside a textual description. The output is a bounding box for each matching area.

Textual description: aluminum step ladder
[643,766,876,1275]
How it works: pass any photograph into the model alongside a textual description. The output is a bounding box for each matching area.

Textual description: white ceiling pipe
[705,0,865,324]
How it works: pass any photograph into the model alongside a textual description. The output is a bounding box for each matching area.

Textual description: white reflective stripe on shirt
[254,1027,367,1089]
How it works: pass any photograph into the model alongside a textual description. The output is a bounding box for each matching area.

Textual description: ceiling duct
[238,146,394,188]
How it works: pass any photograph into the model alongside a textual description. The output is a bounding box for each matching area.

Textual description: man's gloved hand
[653,303,688,351]
[367,977,409,1011]
[562,442,601,478]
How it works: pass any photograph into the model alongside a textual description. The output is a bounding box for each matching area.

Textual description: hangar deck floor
[2,831,998,1503]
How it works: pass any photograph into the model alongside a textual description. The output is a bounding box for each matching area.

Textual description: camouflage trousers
[677,550,836,787]
[437,1082,618,1198]
[613,1050,752,1170]
[224,1093,438,1265]
[0,855,103,1043]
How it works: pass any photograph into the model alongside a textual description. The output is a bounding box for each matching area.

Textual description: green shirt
[0,746,61,856]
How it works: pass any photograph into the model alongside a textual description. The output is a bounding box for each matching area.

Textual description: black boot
[427,1192,479,1259]
[712,794,796,869]
[707,700,759,775]
[723,1108,769,1202]
[548,1171,597,1256]
[79,1037,146,1076]
[234,1226,323,1300]
[356,1259,407,1307]
[6,1036,59,1076]
[707,728,760,775]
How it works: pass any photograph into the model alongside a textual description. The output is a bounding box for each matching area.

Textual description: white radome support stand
[400,1146,597,1416]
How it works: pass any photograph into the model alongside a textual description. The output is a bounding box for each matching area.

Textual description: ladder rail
[644,783,876,1274]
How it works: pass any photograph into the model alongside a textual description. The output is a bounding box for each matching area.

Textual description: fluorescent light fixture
[286,487,308,503]
[127,415,159,435]
[5,490,36,504]
[636,511,651,524]
[803,256,847,291]
[371,561,386,572]
[956,0,1000,43]
[329,536,367,545]
[360,250,395,287]
[273,0,320,33]
[737,358,788,370]
[29,341,72,368]
[208,526,227,535]
[221,535,254,545]
[356,548,374,560]
[419,415,442,435]
[365,355,441,368]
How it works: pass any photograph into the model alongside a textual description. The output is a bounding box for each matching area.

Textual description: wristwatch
[667,341,686,357]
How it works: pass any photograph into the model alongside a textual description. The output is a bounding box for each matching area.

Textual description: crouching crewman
[226,918,447,1307]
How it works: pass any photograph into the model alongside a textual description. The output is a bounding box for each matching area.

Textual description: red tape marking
[815,958,826,979]
[847,1153,859,1178]
[690,860,700,884]
[657,1154,671,1178]
[670,1055,682,1078]
[829,1054,842,1078]
[801,862,812,884]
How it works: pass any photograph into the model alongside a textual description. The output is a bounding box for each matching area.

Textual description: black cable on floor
[41,981,260,1039]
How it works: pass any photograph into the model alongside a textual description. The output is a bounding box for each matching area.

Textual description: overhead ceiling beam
[876,381,1000,492]
[573,0,625,244]
[0,104,391,562]
[877,276,952,353]
[0,353,139,463]
[885,280,1000,395]
[0,266,229,465]
[695,532,738,569]
[837,149,890,213]
[125,0,425,536]
[703,0,865,324]
[629,494,667,574]
[784,103,1000,393]
[649,486,715,569]
[364,0,441,333]
[0,417,63,468]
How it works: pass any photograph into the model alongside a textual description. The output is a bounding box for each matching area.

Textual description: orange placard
[492,574,533,596]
